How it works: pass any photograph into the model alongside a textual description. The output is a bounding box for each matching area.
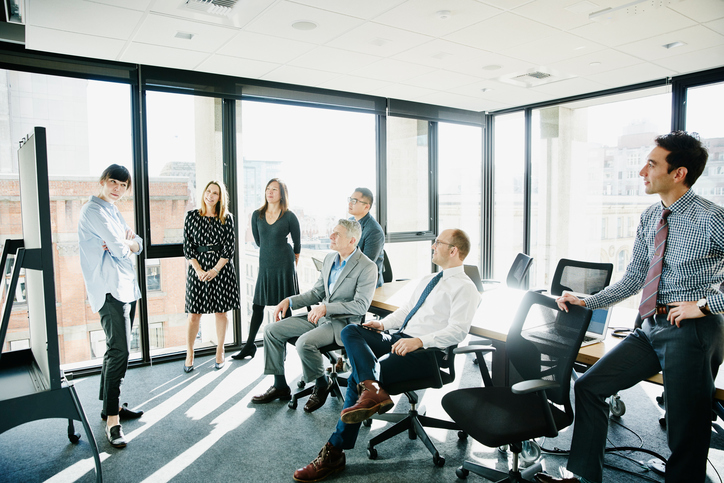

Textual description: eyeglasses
[432,238,455,248]
[348,197,370,205]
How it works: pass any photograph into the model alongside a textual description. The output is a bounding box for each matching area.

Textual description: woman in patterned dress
[232,178,300,360]
[183,180,240,372]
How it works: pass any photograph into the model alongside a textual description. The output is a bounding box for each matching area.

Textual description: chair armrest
[511,379,559,395]
[468,339,492,345]
[454,345,495,355]
[480,279,501,284]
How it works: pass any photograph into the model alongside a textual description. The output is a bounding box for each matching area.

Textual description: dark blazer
[355,213,385,287]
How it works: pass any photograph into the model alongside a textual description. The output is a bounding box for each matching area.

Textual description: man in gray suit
[252,219,378,413]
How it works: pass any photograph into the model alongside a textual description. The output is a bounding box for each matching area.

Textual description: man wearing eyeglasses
[348,188,385,287]
[293,229,480,482]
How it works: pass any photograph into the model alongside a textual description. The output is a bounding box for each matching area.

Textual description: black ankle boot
[232,343,257,360]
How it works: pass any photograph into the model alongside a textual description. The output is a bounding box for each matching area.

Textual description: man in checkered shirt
[536,131,724,483]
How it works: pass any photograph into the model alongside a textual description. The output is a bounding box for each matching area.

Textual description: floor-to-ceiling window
[529,87,671,307]
[238,100,376,342]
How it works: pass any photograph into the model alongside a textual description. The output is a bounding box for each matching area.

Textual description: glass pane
[686,82,724,206]
[145,91,227,359]
[438,122,482,267]
[530,87,671,309]
[387,117,429,232]
[493,112,526,281]
[384,241,433,280]
[0,71,141,368]
[239,100,376,342]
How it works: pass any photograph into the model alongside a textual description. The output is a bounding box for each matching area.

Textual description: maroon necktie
[639,209,672,319]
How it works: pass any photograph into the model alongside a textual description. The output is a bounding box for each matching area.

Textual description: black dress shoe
[252,385,292,404]
[105,424,127,449]
[232,343,257,360]
[101,403,144,421]
[304,380,333,413]
[534,472,581,483]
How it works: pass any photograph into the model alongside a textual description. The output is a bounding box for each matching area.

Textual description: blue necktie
[396,272,443,334]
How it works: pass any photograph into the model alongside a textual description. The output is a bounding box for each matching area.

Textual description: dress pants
[568,313,724,483]
[98,294,136,418]
[263,316,336,383]
[328,324,442,450]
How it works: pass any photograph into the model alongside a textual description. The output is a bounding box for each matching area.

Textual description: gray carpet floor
[1,339,723,483]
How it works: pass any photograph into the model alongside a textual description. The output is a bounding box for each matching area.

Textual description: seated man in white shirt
[293,228,480,482]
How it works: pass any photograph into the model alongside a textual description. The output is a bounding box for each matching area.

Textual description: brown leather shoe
[304,379,333,413]
[340,380,393,424]
[534,472,581,483]
[252,385,292,404]
[293,442,345,482]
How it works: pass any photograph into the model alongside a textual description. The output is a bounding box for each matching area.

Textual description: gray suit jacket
[290,249,377,344]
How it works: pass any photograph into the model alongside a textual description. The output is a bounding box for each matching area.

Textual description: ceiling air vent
[514,71,552,80]
[184,0,238,17]
[499,68,573,88]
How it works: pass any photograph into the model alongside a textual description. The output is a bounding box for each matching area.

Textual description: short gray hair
[338,219,362,246]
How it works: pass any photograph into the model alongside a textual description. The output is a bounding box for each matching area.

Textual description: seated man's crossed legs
[252,316,336,408]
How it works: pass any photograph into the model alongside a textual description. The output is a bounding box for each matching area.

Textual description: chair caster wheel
[433,454,445,467]
[609,395,626,417]
[68,432,81,444]
[298,380,306,389]
[288,400,297,409]
[456,466,469,479]
[521,440,541,464]
[457,431,467,440]
[363,419,372,427]
[367,447,378,459]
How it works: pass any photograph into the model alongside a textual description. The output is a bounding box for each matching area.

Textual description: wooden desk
[371,283,724,401]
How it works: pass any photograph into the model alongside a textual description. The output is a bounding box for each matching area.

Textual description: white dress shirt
[380,265,480,349]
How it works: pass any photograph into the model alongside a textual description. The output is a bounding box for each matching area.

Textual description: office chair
[287,338,348,410]
[364,344,463,467]
[481,252,534,290]
[382,250,394,284]
[443,291,593,482]
[549,258,613,296]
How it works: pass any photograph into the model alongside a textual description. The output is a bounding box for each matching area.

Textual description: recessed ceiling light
[436,10,452,20]
[175,32,194,40]
[432,51,452,60]
[663,41,686,49]
[292,21,317,31]
[482,64,502,71]
[590,61,601,66]
[480,88,494,93]
[371,38,390,47]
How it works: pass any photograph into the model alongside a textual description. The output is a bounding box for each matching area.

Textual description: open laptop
[312,257,324,272]
[567,292,612,346]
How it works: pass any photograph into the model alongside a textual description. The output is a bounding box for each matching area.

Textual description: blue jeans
[567,313,724,483]
[328,324,440,449]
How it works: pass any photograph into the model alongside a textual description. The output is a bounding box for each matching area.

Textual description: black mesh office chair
[550,258,613,296]
[382,250,394,284]
[364,345,462,467]
[481,253,534,290]
[442,291,593,482]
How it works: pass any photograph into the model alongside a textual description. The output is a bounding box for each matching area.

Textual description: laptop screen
[587,307,610,336]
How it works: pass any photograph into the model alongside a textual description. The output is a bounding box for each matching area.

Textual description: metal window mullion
[482,113,494,278]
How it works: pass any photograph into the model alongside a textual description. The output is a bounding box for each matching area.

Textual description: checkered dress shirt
[585,189,724,314]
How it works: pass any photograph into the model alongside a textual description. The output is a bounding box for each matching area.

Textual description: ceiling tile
[370,83,438,101]
[450,79,553,106]
[91,0,152,11]
[547,48,642,77]
[403,70,482,91]
[571,7,697,47]
[444,12,561,51]
[529,76,609,97]
[668,0,724,23]
[652,45,724,73]
[120,42,210,70]
[25,27,127,61]
[134,13,239,53]
[318,75,392,95]
[243,0,364,44]
[415,91,504,111]
[325,22,433,57]
[501,32,606,65]
[706,18,724,36]
[150,0,277,29]
[351,58,437,82]
[512,0,599,30]
[373,0,502,37]
[478,0,536,11]
[260,65,339,86]
[446,51,538,79]
[392,39,489,69]
[27,0,144,39]
[288,0,407,19]
[217,31,316,64]
[584,62,677,87]
[616,25,724,61]
[287,46,381,74]
[196,54,280,79]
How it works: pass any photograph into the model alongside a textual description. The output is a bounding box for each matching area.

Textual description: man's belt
[197,244,222,253]
[655,305,670,315]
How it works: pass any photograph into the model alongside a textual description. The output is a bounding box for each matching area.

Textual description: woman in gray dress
[183,180,240,372]
[232,178,301,360]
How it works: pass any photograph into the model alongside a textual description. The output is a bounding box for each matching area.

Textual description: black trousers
[98,294,136,417]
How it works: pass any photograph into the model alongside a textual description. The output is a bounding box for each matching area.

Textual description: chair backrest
[550,258,613,296]
[506,253,533,289]
[506,291,592,414]
[463,265,484,292]
[382,250,393,284]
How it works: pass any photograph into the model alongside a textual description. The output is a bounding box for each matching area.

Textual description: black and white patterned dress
[184,209,240,314]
